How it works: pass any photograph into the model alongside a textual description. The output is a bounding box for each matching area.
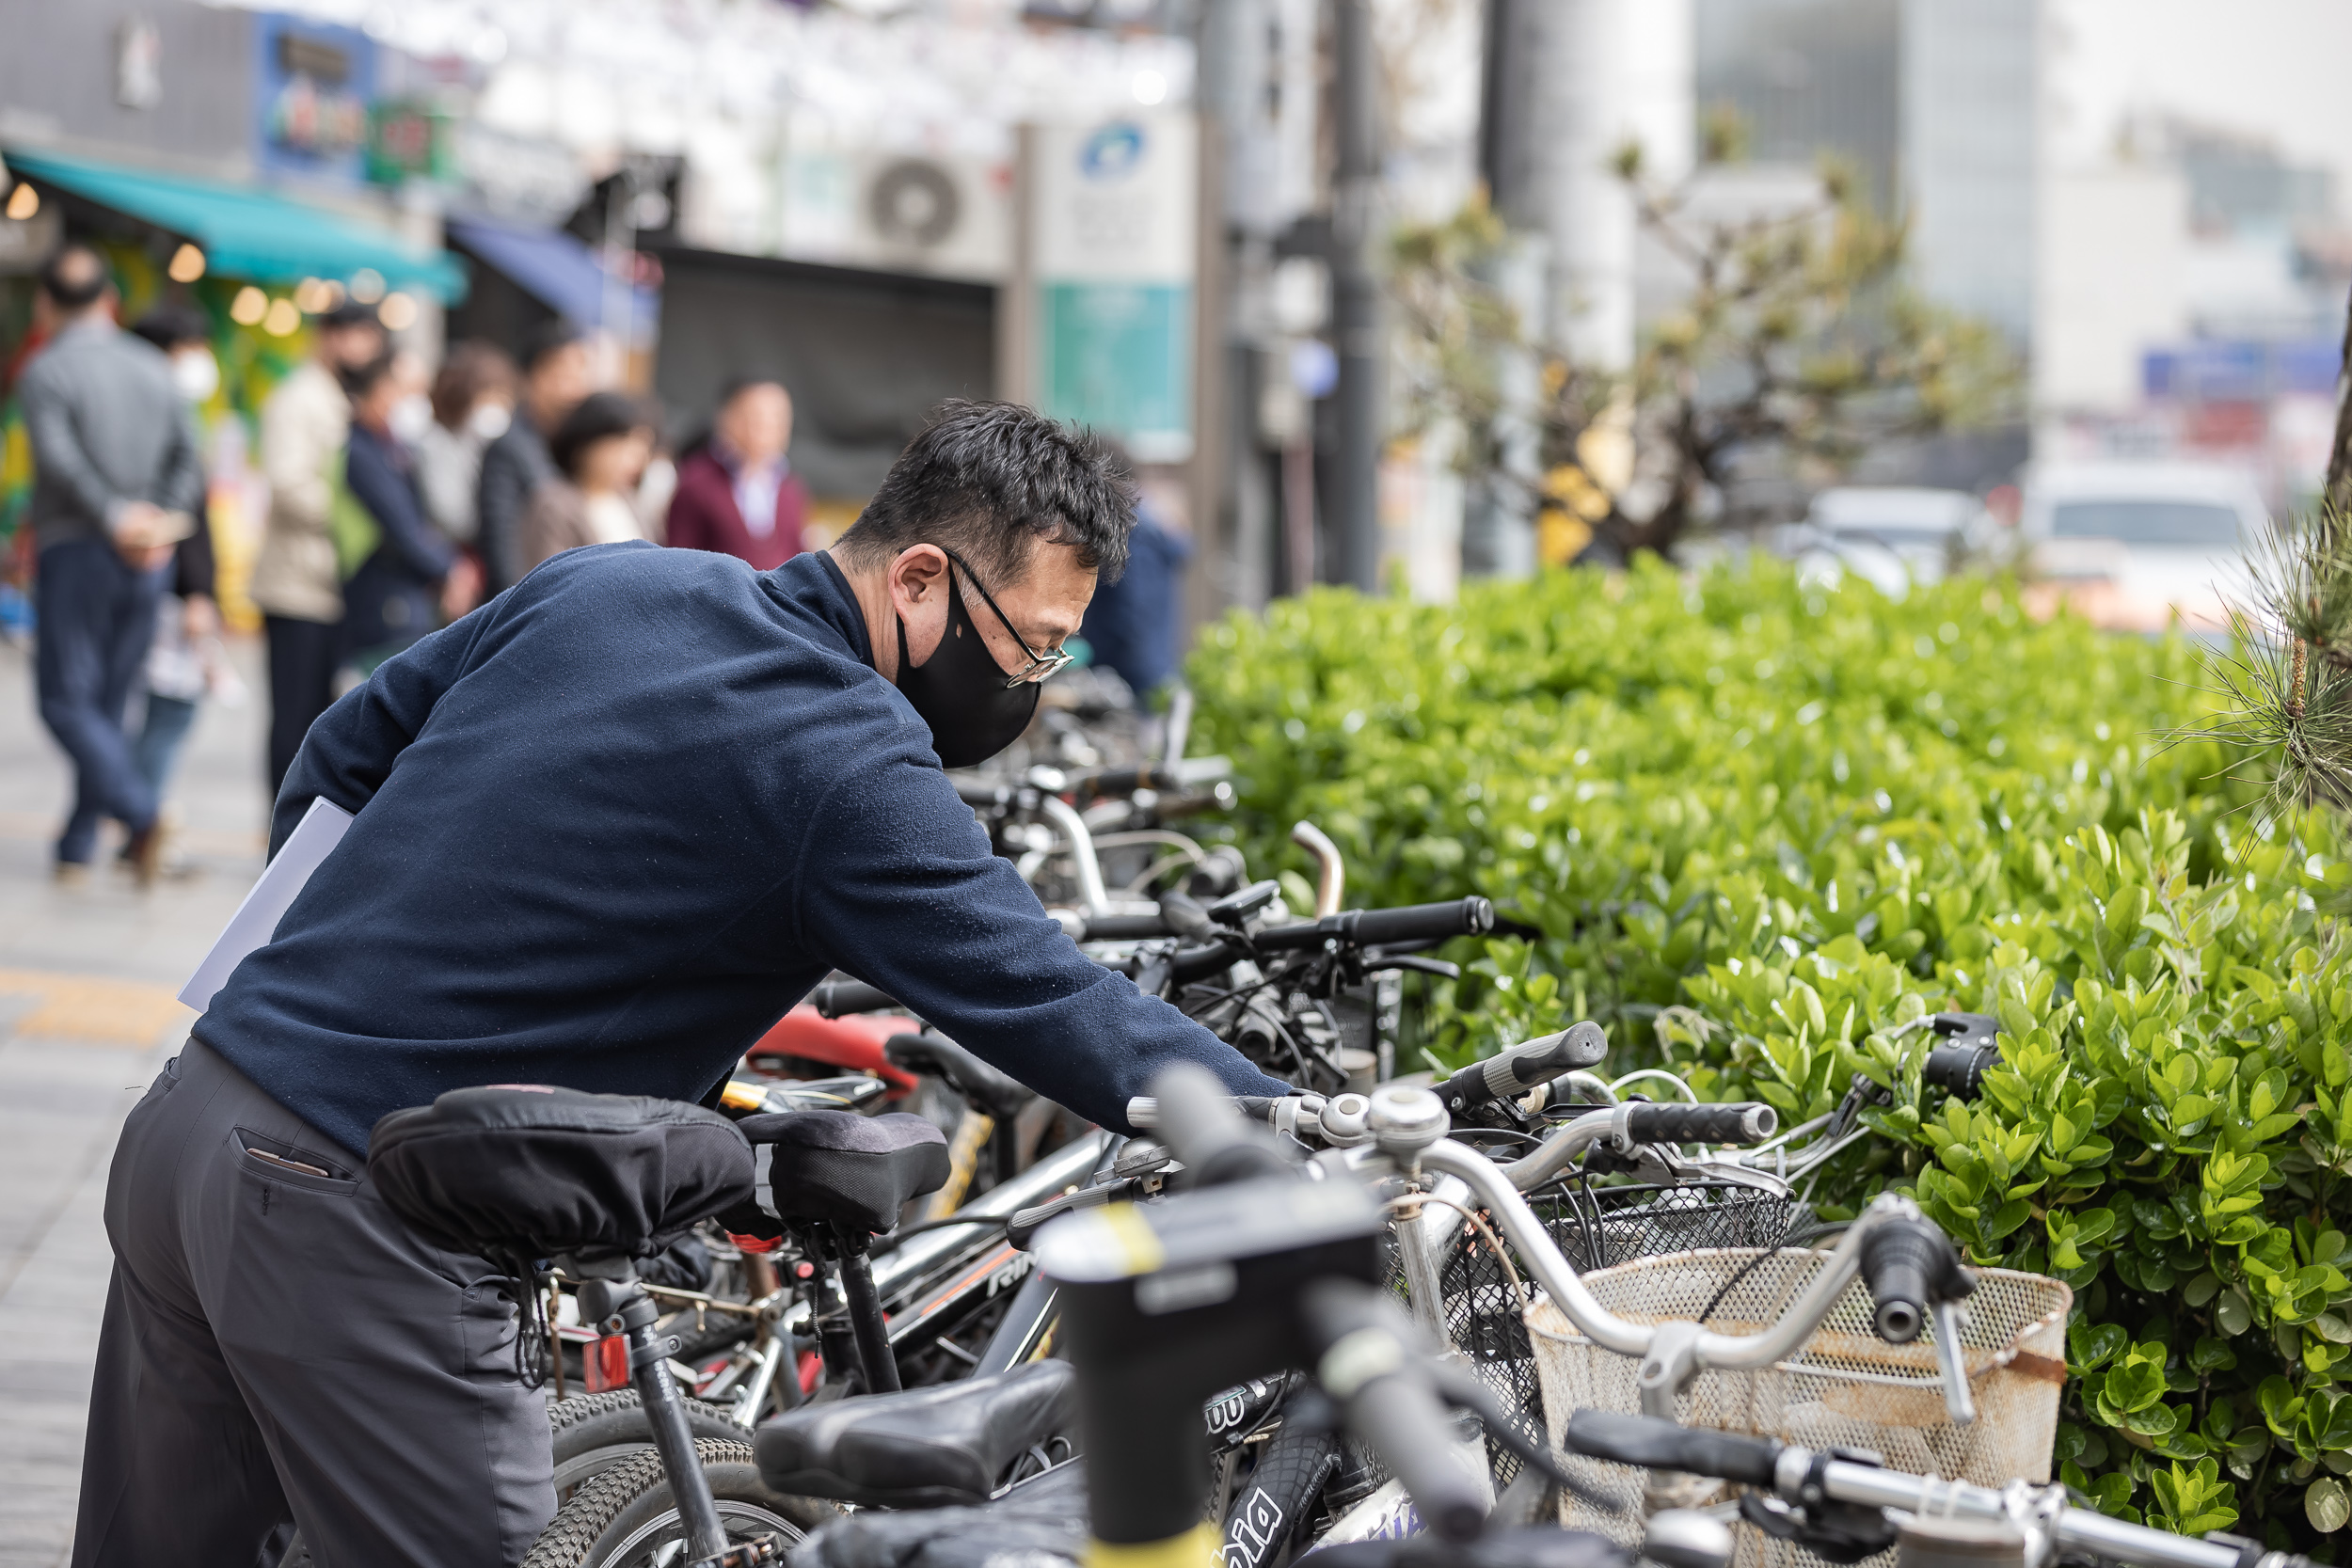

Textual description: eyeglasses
[941,549,1077,688]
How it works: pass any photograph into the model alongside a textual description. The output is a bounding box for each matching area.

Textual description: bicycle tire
[522,1438,834,1568]
[271,1392,757,1566]
[548,1389,750,1497]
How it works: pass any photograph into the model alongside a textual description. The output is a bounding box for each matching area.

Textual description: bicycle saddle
[883,1030,1034,1120]
[736,1110,951,1234]
[369,1086,752,1259]
[754,1360,1076,1508]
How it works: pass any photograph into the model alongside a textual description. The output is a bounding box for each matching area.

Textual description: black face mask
[894,566,1041,768]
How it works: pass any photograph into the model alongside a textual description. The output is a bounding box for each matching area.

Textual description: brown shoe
[53,860,91,887]
[125,820,170,889]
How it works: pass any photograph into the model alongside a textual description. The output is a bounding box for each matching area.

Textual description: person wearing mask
[410,341,516,548]
[122,309,227,846]
[16,246,201,886]
[664,374,807,570]
[252,298,384,798]
[516,391,658,572]
[339,354,482,675]
[73,401,1287,1562]
[475,319,594,594]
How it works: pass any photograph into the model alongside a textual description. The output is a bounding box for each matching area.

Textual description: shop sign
[253,14,376,183]
[368,99,455,186]
[1028,110,1197,462]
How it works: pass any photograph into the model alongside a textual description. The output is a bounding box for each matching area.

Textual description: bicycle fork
[574,1256,755,1567]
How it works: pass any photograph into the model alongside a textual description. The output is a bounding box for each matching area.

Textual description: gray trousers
[72,1037,555,1566]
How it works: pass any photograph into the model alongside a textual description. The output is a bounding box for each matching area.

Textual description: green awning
[5,149,468,302]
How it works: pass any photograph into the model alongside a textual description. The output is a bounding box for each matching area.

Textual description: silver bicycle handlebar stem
[1035,793,1111,915]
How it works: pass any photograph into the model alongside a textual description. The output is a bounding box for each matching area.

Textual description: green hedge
[1188,560,2352,1551]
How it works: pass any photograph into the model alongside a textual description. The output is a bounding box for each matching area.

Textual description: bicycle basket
[1528,1250,2070,1568]
[1404,1180,1795,1485]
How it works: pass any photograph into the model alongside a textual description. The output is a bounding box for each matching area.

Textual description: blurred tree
[2198,291,2352,818]
[1388,109,2020,562]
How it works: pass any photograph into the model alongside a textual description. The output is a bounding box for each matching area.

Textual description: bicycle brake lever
[1932,1299,1976,1426]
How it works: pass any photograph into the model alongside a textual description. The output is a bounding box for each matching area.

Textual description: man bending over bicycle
[72,400,1289,1568]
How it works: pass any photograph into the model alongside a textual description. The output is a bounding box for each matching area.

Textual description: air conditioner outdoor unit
[779,146,1011,283]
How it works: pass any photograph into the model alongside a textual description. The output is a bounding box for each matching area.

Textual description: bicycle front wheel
[522,1438,835,1568]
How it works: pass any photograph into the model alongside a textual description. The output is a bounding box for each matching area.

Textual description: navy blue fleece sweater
[198,543,1285,1156]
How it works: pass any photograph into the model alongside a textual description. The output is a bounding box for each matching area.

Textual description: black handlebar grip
[1858,1217,1976,1344]
[1618,1102,1779,1146]
[1340,897,1495,948]
[1300,1279,1487,1544]
[1255,897,1496,953]
[812,978,900,1018]
[1563,1410,1782,1487]
[1438,1022,1611,1110]
[1080,913,1173,942]
[951,776,1016,807]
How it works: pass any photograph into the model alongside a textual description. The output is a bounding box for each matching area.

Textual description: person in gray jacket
[17,246,202,885]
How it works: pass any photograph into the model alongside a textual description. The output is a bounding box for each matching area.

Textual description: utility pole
[1330,0,1383,592]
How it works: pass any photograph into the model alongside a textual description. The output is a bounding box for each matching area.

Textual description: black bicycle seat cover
[738,1110,951,1233]
[755,1361,1075,1507]
[369,1086,753,1259]
[787,1457,1088,1568]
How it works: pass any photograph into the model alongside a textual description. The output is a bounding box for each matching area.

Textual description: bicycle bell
[1645,1510,1735,1568]
[1365,1085,1447,1168]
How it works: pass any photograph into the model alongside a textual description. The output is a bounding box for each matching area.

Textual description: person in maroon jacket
[664,373,807,570]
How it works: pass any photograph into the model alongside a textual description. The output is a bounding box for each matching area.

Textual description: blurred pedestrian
[517,391,659,572]
[15,245,202,885]
[664,374,807,570]
[1077,472,1192,699]
[411,341,515,547]
[340,354,481,676]
[253,298,383,799]
[123,309,231,839]
[476,320,593,594]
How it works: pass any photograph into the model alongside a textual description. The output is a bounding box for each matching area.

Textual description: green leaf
[2072,1322,2130,1370]
[2309,1478,2350,1534]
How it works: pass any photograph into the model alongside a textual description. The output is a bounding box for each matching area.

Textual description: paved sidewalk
[0,638,270,1568]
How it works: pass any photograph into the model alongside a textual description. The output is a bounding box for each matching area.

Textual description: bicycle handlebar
[1299,1278,1488,1544]
[809,977,901,1018]
[1254,898,1495,952]
[1859,1216,1975,1345]
[1564,1409,1779,1486]
[1435,1022,1610,1111]
[1564,1410,2311,1568]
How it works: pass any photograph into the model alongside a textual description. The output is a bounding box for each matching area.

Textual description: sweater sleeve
[19,360,130,531]
[271,605,490,856]
[793,741,1287,1132]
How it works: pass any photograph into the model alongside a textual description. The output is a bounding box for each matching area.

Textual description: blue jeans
[133,693,201,803]
[36,539,165,864]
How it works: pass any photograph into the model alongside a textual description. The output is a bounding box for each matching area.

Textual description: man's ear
[888,545,954,666]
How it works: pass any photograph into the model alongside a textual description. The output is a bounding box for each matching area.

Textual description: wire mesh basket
[1411,1180,1796,1483]
[1527,1250,2071,1568]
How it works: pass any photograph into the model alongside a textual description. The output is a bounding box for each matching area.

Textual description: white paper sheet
[178,797,356,1013]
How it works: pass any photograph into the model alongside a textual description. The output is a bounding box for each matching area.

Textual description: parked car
[1776,486,1996,599]
[2018,461,2268,634]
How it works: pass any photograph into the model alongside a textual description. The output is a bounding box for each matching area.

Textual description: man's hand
[112,502,178,570]
[183,594,219,641]
[441,554,484,620]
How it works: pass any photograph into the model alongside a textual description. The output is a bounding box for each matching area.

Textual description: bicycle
[1562,1409,2318,1568]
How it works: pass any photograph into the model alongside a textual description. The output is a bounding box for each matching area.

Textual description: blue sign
[253,13,377,185]
[1078,121,1147,182]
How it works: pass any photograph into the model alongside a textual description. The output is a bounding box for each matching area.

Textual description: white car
[2019,462,2269,634]
[1779,487,1995,600]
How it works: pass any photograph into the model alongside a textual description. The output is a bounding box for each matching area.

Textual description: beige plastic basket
[1526,1249,2071,1568]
